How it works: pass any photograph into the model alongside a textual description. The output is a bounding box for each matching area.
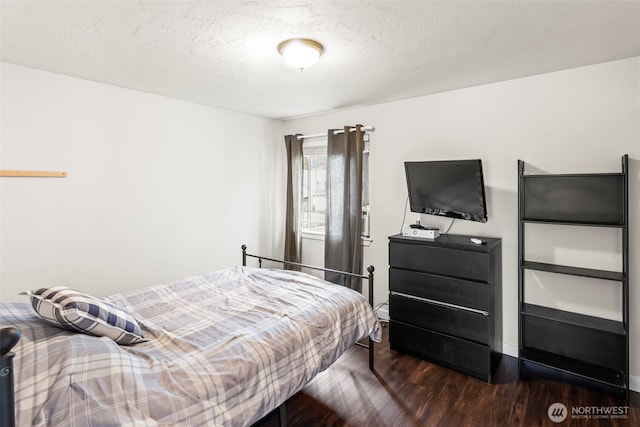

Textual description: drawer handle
[391,291,490,316]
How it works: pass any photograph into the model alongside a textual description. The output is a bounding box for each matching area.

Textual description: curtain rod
[296,125,375,140]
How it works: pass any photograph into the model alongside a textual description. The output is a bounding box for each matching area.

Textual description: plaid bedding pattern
[2,266,381,426]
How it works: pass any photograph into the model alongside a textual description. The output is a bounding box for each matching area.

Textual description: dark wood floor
[256,323,638,426]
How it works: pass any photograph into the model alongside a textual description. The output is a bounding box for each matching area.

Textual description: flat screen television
[404,159,488,223]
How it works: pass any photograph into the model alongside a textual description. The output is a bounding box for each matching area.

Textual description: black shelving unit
[517,155,629,400]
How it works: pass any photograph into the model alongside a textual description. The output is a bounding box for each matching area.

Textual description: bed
[0,246,381,427]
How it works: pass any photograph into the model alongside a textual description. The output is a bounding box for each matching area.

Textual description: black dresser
[388,233,502,382]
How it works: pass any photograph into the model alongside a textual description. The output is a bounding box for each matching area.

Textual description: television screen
[404,159,488,223]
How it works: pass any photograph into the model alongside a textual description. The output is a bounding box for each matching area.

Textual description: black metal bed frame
[1,327,20,427]
[241,244,376,371]
[0,246,377,427]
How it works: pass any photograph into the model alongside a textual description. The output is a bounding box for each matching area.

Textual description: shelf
[0,170,67,178]
[522,304,625,335]
[518,155,628,400]
[522,261,624,281]
[523,172,623,179]
[521,347,626,388]
[521,218,624,227]
[522,174,624,224]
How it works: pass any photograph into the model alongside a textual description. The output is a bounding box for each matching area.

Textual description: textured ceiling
[1,1,639,120]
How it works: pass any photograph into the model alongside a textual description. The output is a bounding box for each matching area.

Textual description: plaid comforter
[1,266,382,426]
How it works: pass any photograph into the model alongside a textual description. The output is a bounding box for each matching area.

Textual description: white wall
[2,57,638,389]
[0,62,283,301]
[283,57,640,388]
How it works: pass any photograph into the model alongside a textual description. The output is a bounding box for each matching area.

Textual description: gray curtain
[284,135,303,271]
[324,124,364,291]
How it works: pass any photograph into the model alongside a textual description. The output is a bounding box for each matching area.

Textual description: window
[301,135,370,238]
[302,148,327,233]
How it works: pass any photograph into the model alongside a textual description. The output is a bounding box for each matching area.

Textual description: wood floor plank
[255,324,639,426]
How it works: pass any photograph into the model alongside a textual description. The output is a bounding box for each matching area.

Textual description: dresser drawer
[389,320,492,381]
[389,267,490,312]
[389,241,489,281]
[389,293,490,344]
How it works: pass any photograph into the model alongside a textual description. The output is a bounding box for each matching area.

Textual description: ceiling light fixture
[277,38,324,71]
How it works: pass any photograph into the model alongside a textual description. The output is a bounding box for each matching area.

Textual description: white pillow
[22,286,148,345]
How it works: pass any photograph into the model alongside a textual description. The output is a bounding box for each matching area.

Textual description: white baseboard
[502,342,518,358]
[630,375,640,393]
